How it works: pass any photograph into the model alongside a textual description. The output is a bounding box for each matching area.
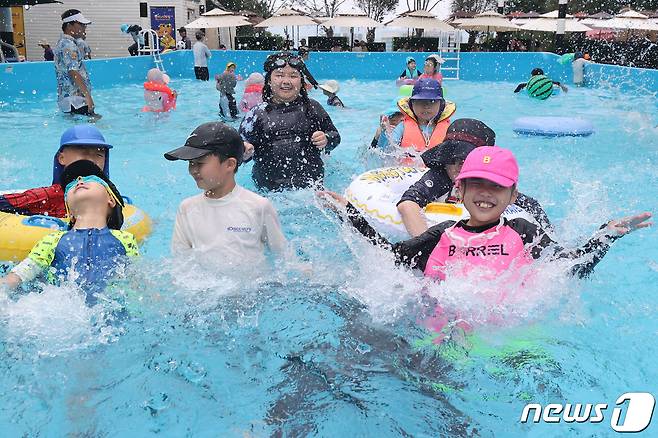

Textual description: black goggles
[265,53,303,72]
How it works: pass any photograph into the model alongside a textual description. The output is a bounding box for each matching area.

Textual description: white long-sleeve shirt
[171,185,287,267]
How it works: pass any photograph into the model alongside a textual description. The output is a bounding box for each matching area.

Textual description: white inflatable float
[345,167,535,240]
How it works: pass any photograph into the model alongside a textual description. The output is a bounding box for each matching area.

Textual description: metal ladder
[438,30,461,80]
[138,29,165,72]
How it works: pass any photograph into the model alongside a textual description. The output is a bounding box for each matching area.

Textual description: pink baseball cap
[455,146,519,187]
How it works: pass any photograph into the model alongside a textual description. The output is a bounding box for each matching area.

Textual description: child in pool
[399,57,420,79]
[216,62,242,120]
[240,72,264,112]
[0,125,112,218]
[377,78,455,165]
[0,160,139,306]
[397,119,551,237]
[514,67,568,98]
[319,146,651,281]
[143,68,177,112]
[319,80,344,107]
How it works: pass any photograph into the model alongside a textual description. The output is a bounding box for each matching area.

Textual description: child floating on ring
[514,68,568,99]
[143,68,177,112]
[319,146,651,282]
[0,160,139,306]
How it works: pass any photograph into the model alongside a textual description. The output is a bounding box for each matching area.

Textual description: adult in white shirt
[192,31,211,81]
[165,122,286,269]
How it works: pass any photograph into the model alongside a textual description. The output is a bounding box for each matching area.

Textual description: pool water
[1,75,657,437]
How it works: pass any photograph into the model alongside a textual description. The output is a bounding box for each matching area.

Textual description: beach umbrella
[589,10,658,32]
[254,8,319,47]
[510,11,542,25]
[520,17,591,33]
[321,9,382,48]
[255,8,319,28]
[454,11,520,32]
[539,10,574,18]
[185,9,252,29]
[385,10,455,32]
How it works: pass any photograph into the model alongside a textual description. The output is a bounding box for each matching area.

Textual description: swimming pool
[1,55,657,436]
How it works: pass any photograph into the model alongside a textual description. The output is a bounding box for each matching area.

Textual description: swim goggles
[264,52,304,72]
[64,175,121,207]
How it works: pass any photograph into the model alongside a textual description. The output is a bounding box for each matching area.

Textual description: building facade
[20,0,202,60]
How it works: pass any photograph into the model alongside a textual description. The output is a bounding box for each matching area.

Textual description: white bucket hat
[319,79,339,94]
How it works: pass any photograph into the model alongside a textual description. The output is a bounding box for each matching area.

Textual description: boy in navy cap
[0,125,112,218]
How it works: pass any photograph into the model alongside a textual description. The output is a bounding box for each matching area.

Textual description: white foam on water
[1,283,120,356]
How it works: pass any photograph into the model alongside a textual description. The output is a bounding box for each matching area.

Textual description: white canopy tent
[589,10,658,31]
[184,9,252,50]
[454,11,520,32]
[385,10,455,32]
[321,9,382,48]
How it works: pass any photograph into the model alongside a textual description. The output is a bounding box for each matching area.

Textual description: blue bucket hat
[409,78,443,101]
[52,125,112,184]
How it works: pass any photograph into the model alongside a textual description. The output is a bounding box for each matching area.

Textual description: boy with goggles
[1,161,139,306]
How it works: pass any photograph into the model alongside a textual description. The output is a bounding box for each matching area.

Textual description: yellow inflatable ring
[0,194,152,262]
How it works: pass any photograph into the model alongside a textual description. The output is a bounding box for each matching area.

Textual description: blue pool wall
[1,50,657,102]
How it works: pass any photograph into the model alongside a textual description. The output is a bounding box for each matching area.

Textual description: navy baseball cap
[52,125,112,184]
[409,78,443,101]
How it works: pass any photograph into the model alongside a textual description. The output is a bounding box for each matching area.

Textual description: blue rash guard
[11,227,139,305]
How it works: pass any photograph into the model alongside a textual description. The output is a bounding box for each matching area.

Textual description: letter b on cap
[610,392,655,433]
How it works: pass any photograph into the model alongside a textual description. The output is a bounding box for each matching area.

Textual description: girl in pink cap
[320,146,652,282]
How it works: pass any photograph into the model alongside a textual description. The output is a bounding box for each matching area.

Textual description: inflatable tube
[513,116,594,137]
[398,84,414,97]
[396,78,417,87]
[0,193,152,262]
[345,167,536,240]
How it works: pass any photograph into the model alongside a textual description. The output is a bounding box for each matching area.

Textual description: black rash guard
[239,97,340,191]
[344,203,620,279]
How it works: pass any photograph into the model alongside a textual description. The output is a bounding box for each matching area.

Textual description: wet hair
[262,53,312,104]
[211,152,240,174]
[425,57,438,68]
[195,31,204,41]
[61,9,82,31]
[531,67,544,76]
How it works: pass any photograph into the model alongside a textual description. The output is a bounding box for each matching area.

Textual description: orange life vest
[244,83,263,94]
[397,98,456,165]
[400,117,450,153]
[143,81,175,98]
